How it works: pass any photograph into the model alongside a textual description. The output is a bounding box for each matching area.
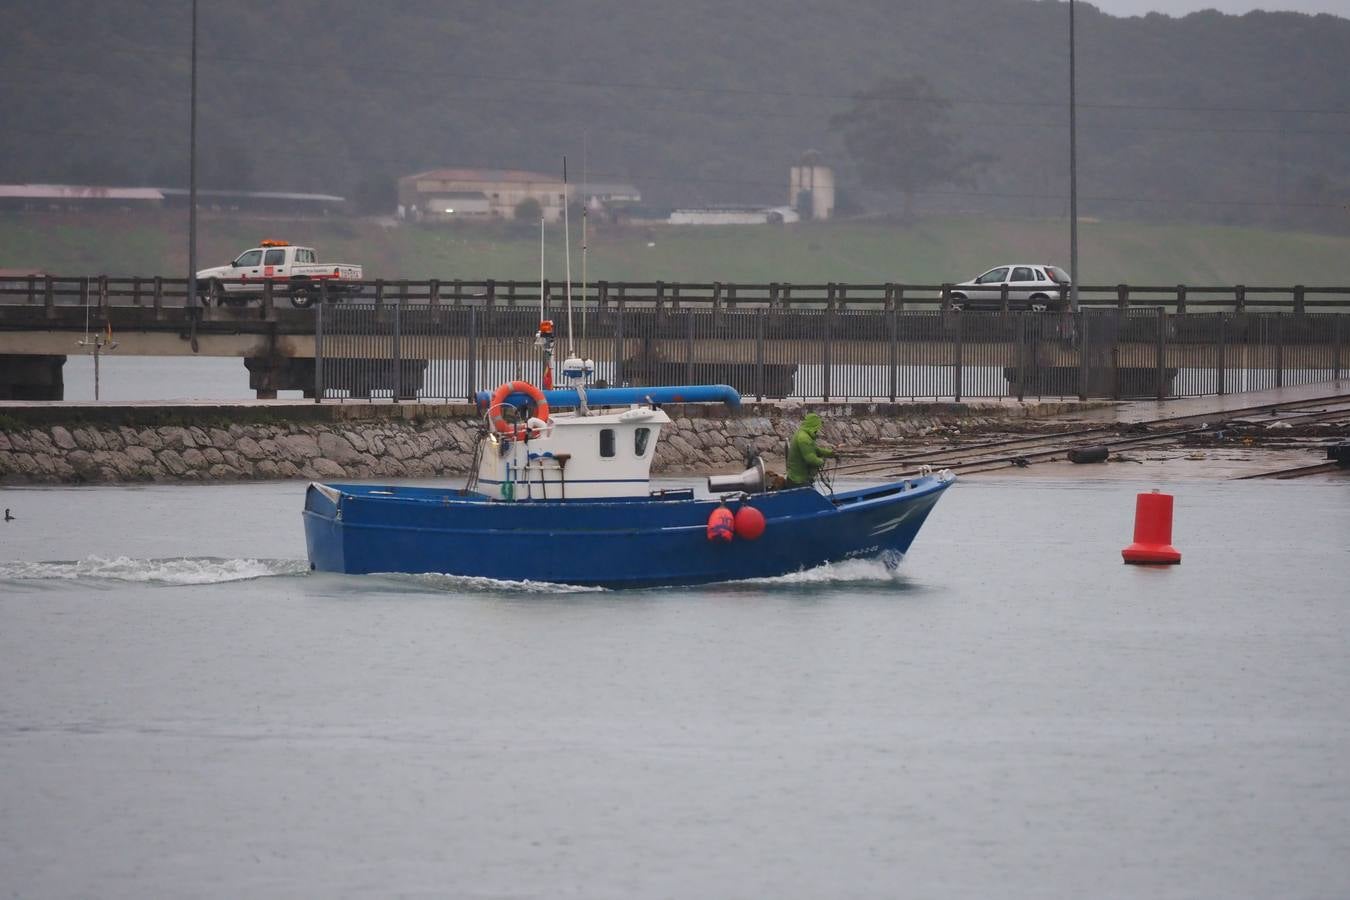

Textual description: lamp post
[1069,0,1080,312]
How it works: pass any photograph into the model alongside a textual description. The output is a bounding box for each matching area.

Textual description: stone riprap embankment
[0,401,1085,485]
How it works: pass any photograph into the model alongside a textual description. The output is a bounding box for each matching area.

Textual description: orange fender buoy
[733,505,766,540]
[1122,489,1181,565]
[707,506,735,542]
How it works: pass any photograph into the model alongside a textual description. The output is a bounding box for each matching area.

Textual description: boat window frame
[599,428,616,458]
[634,427,651,457]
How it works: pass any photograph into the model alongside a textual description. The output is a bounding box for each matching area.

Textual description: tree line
[1,0,1347,231]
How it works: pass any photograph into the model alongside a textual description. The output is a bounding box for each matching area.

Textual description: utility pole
[187,0,198,317]
[1069,0,1080,312]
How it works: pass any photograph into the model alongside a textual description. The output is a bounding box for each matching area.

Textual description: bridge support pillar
[0,354,66,400]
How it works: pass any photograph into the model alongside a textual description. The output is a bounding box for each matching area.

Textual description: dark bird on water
[3,508,13,521]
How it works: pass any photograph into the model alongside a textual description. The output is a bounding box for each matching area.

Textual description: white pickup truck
[196,241,363,308]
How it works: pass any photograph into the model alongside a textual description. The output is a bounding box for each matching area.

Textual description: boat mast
[537,214,553,388]
[581,134,588,358]
[563,156,575,357]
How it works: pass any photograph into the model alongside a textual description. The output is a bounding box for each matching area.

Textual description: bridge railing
[4,276,1350,313]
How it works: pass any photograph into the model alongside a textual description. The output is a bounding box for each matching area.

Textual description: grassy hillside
[3,211,1348,286]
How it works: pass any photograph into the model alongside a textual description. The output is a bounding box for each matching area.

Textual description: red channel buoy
[1122,489,1181,565]
[733,505,766,540]
[706,506,735,542]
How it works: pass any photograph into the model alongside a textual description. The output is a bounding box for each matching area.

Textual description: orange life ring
[488,380,551,440]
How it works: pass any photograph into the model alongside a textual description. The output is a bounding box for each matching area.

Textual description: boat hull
[303,476,953,588]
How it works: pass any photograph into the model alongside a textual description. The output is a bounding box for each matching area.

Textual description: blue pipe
[476,384,742,411]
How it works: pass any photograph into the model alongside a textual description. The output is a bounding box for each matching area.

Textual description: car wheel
[1029,295,1049,313]
[950,293,967,311]
[207,279,223,306]
[290,285,315,309]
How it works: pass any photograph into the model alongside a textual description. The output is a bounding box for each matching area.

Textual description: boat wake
[367,572,607,595]
[737,554,913,587]
[0,556,310,586]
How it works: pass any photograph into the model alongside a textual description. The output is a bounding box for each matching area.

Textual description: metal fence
[6,276,1350,313]
[314,303,1348,403]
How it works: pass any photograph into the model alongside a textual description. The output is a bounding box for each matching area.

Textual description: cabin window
[634,427,651,457]
[264,248,286,266]
[599,428,616,458]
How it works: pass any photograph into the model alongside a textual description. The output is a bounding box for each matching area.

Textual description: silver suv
[950,264,1072,311]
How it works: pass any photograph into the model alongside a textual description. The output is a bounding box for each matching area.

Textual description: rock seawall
[0,401,1081,484]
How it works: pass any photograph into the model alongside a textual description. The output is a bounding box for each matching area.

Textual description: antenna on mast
[534,198,554,389]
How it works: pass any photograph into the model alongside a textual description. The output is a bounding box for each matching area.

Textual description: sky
[1090,0,1348,15]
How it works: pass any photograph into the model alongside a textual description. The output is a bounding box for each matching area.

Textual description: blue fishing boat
[302,378,954,588]
[304,180,951,586]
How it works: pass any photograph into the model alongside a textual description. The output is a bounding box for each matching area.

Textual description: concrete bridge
[1,276,1347,401]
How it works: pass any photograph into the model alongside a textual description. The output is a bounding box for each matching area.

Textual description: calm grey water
[2,475,1349,899]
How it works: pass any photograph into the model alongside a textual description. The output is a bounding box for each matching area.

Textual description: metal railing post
[1276,313,1284,388]
[614,304,625,386]
[1015,313,1027,402]
[393,294,403,401]
[466,306,477,401]
[888,304,898,402]
[1335,315,1342,381]
[1156,307,1167,400]
[1176,284,1187,315]
[1217,314,1226,396]
[44,276,55,320]
[1112,311,1122,401]
[1293,284,1306,316]
[685,309,694,385]
[953,311,963,402]
[822,307,833,402]
[314,294,324,402]
[755,308,765,402]
[1077,312,1089,401]
[262,279,274,319]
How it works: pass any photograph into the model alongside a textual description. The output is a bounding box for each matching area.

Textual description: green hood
[801,413,823,437]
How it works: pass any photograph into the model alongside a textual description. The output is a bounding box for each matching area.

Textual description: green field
[3,212,1347,286]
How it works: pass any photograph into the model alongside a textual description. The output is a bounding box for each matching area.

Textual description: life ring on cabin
[488,380,551,441]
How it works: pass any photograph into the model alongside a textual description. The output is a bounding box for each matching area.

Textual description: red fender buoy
[1122,489,1181,565]
[733,505,766,540]
[706,506,735,542]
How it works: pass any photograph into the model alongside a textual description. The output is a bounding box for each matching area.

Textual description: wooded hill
[2,0,1347,230]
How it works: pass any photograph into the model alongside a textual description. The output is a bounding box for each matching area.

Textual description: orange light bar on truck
[259,239,290,247]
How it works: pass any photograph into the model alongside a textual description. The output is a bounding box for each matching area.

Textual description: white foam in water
[375,571,607,594]
[738,554,908,586]
[0,556,309,585]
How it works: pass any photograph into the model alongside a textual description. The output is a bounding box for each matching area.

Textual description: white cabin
[476,406,670,501]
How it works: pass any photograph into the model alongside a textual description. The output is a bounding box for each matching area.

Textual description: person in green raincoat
[786,412,837,486]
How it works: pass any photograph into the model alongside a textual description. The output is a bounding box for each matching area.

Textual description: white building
[667,206,800,226]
